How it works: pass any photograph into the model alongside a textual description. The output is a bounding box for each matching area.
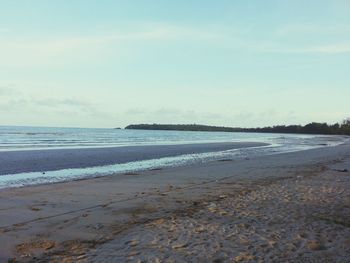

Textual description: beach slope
[0,141,349,262]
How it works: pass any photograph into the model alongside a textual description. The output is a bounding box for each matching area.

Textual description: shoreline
[0,142,268,176]
[0,142,349,261]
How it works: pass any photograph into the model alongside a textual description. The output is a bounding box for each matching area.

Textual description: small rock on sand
[76,254,86,260]
[125,240,139,247]
[153,218,165,225]
[172,243,188,249]
[307,240,325,251]
[207,203,217,210]
[234,253,255,262]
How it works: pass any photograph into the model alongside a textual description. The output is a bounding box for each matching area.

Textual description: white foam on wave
[0,138,345,189]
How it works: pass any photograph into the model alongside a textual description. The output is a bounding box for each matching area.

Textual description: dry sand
[0,141,349,262]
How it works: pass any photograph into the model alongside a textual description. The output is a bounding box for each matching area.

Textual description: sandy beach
[0,141,349,262]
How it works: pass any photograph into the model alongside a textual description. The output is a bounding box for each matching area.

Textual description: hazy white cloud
[0,24,221,68]
[275,24,350,36]
[0,97,94,114]
[0,85,107,119]
[254,43,350,55]
[124,107,229,125]
[1,22,349,70]
[262,23,350,54]
[299,44,350,54]
[0,86,18,96]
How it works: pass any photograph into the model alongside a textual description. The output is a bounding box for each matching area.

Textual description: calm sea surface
[0,126,342,151]
[0,126,346,188]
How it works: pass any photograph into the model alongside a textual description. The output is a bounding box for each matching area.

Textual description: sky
[0,0,349,128]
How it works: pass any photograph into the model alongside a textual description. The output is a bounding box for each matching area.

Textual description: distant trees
[125,119,350,135]
[125,124,241,132]
[341,118,350,134]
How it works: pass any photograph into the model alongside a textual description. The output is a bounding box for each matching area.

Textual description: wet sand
[0,141,349,262]
[0,142,267,175]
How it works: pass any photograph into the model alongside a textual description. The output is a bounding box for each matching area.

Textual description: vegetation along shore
[126,119,350,135]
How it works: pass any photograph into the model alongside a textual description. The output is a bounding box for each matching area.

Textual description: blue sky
[0,0,349,128]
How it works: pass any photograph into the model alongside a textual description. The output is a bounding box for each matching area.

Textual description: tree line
[125,119,350,135]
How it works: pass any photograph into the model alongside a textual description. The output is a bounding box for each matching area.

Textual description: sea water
[0,126,346,188]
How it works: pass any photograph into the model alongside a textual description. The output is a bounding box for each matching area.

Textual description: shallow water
[0,126,347,188]
[0,125,340,151]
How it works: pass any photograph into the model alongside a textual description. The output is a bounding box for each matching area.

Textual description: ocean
[0,126,346,188]
[0,125,343,151]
